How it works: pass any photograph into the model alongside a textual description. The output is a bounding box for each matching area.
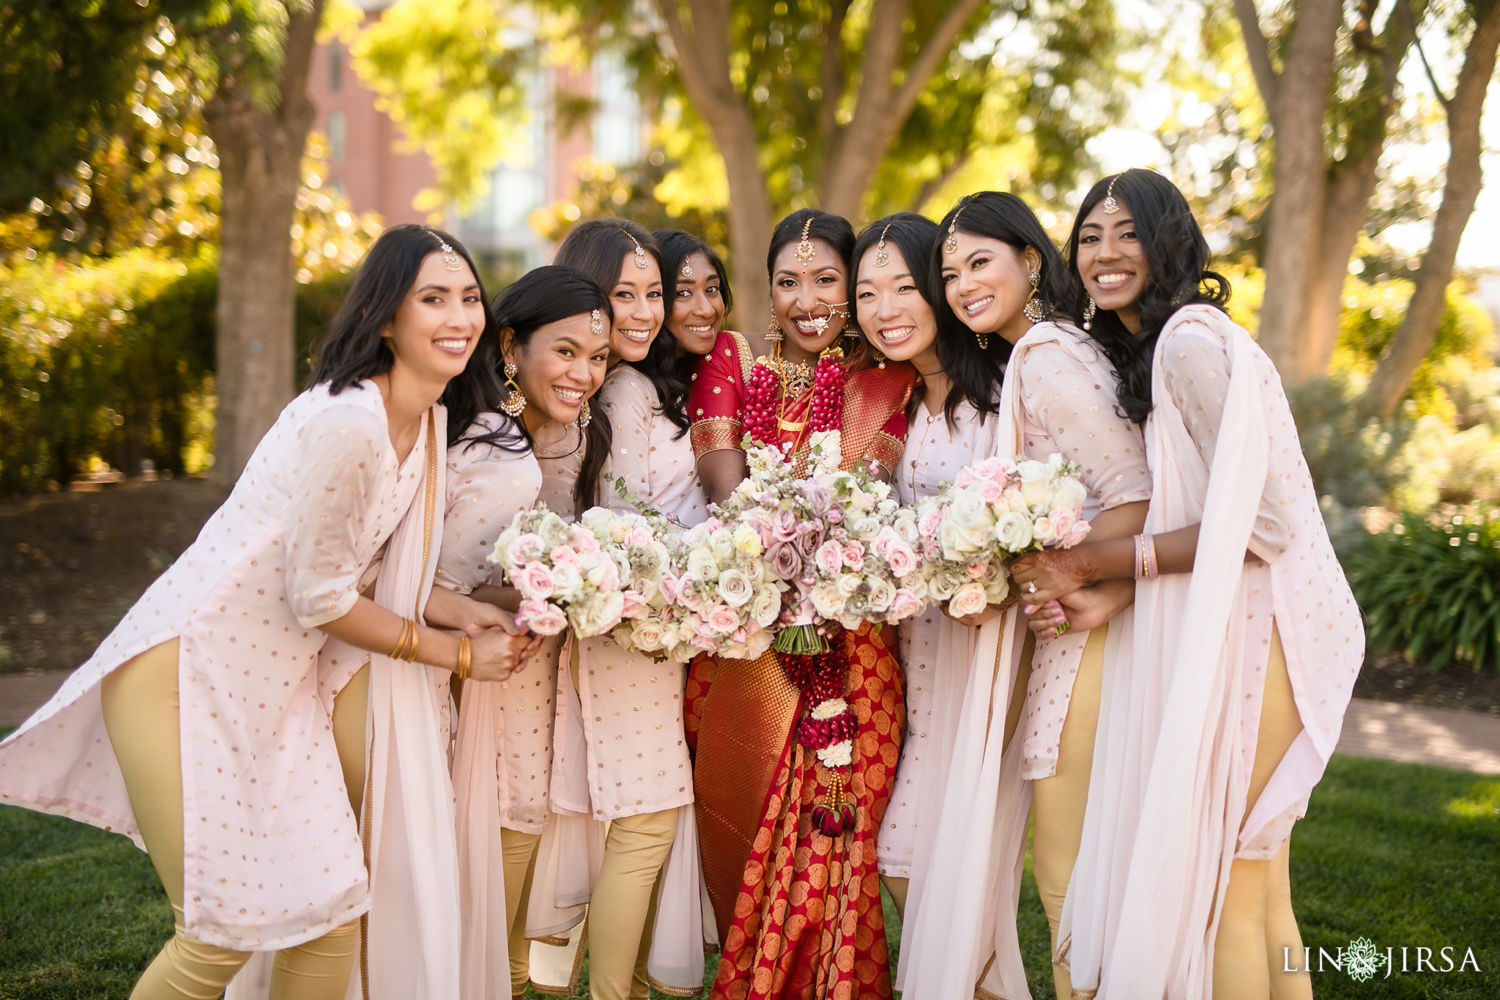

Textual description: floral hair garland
[742,351,859,836]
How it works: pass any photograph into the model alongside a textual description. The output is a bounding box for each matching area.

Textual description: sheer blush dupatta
[894,328,1112,1000]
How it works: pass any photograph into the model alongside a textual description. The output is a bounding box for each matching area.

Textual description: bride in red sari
[685,209,918,1000]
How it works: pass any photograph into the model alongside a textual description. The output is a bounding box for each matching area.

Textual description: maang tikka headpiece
[679,258,693,279]
[943,204,964,255]
[793,216,817,268]
[873,223,893,267]
[429,229,464,271]
[623,228,650,269]
[1101,174,1122,215]
[589,308,605,335]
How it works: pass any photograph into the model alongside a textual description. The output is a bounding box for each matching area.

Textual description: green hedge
[0,249,350,494]
[1349,507,1500,673]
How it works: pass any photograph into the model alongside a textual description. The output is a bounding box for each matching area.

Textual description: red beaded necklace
[742,343,846,454]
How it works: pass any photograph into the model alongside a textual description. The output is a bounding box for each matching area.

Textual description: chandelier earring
[577,399,592,429]
[1082,296,1098,332]
[500,360,527,417]
[1023,269,1046,323]
[766,313,784,342]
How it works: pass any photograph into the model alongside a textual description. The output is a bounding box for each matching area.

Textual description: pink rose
[515,562,556,601]
[978,476,1004,503]
[506,532,544,567]
[706,604,742,635]
[1062,519,1092,548]
[825,506,844,523]
[659,572,681,603]
[587,557,621,592]
[690,634,719,652]
[572,527,600,553]
[814,540,845,577]
[917,506,944,540]
[948,582,988,618]
[620,590,647,618]
[885,539,917,577]
[966,560,988,580]
[517,598,567,635]
[889,589,925,620]
[841,543,865,572]
[550,545,580,568]
[768,541,803,580]
[624,526,654,548]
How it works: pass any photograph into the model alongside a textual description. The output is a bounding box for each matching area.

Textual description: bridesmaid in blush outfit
[846,212,1007,920]
[0,225,532,1000]
[437,265,613,1000]
[1015,169,1362,1000]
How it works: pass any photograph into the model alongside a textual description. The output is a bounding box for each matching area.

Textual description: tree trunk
[1247,0,1342,381]
[1299,0,1425,376]
[204,0,323,489]
[1364,2,1500,418]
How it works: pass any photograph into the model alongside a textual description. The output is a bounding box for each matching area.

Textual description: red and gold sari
[686,331,915,1000]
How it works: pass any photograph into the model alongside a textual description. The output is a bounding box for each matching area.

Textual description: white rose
[1016,459,1054,508]
[865,576,896,614]
[1031,514,1059,546]
[938,493,993,559]
[948,581,989,618]
[836,572,862,597]
[550,563,583,597]
[571,588,626,636]
[993,511,1034,553]
[685,546,719,581]
[750,586,782,628]
[809,581,847,618]
[717,568,754,608]
[1051,476,1087,513]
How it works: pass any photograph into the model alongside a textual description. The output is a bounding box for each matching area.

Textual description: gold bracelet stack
[1133,533,1159,580]
[389,618,419,662]
[455,634,472,680]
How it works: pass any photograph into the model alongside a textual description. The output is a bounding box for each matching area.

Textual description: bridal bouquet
[718,430,928,653]
[490,507,630,637]
[572,506,682,653]
[639,517,784,661]
[916,452,1091,615]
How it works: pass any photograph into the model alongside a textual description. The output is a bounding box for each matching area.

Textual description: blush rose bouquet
[489,507,630,637]
[916,452,1092,613]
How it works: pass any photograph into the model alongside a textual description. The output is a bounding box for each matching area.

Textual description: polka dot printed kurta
[574,366,706,820]
[0,380,430,950]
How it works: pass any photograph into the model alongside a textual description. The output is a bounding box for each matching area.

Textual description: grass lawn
[1,754,1495,999]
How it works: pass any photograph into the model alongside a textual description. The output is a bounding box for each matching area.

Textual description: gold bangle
[406,622,420,663]
[390,619,414,661]
[1143,533,1159,580]
[456,634,472,680]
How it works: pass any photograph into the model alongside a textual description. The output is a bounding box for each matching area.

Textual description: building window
[593,50,641,165]
[329,42,343,93]
[328,110,346,162]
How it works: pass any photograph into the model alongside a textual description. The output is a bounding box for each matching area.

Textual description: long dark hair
[308,225,503,437]
[484,265,613,515]
[642,229,734,438]
[853,212,999,428]
[933,190,1074,374]
[553,218,665,311]
[766,208,870,366]
[1065,169,1231,424]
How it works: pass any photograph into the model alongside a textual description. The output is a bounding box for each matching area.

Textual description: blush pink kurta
[573,366,705,821]
[881,396,1002,880]
[0,380,427,950]
[1061,304,1363,999]
[1013,329,1152,779]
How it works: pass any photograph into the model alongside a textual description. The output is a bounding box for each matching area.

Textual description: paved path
[2,669,1497,774]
